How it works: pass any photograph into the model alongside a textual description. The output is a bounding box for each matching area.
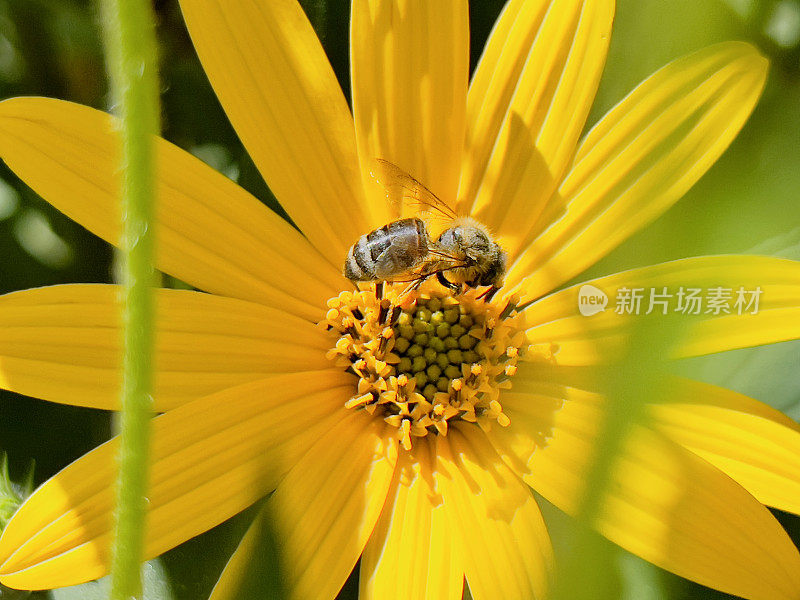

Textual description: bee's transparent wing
[370,159,457,222]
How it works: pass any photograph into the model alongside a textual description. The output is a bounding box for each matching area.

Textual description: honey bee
[343,160,507,300]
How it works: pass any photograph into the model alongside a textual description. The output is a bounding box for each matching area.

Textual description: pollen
[320,283,525,450]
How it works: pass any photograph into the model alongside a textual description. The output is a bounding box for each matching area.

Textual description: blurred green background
[0,0,799,598]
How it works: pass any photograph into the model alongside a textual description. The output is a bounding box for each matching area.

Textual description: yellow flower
[1,1,800,599]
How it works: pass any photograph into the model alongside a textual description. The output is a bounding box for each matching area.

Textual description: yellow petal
[464,0,614,251]
[351,0,468,213]
[650,378,800,516]
[0,97,342,320]
[178,0,369,258]
[360,439,462,600]
[508,364,800,516]
[265,411,397,600]
[488,379,800,600]
[521,255,800,365]
[509,42,768,297]
[656,376,800,430]
[0,372,353,590]
[435,425,553,600]
[0,284,333,411]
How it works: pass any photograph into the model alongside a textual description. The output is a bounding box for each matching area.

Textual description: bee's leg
[374,281,384,300]
[436,271,460,293]
[396,277,427,307]
[408,277,426,293]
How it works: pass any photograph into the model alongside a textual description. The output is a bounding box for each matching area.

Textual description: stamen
[352,358,367,376]
[400,419,412,451]
[377,327,394,354]
[378,299,391,324]
[388,305,402,326]
[499,295,519,320]
[345,393,374,409]
[342,317,359,338]
[320,283,525,450]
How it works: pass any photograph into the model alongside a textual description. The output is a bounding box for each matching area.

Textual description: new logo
[578,284,607,316]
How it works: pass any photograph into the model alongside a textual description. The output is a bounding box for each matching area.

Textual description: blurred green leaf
[0,584,31,600]
[679,341,800,417]
[619,553,664,600]
[51,560,174,600]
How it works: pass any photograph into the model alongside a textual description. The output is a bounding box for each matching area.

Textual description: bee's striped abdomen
[344,232,375,280]
[344,218,427,281]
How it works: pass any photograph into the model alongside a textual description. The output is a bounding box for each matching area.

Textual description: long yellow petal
[0,284,332,411]
[435,425,553,600]
[649,378,800,516]
[508,42,768,297]
[521,255,800,365]
[0,97,342,320]
[178,0,369,258]
[487,377,800,600]
[464,0,614,251]
[265,411,397,600]
[360,439,462,600]
[0,372,353,590]
[461,0,549,213]
[351,0,468,214]
[510,363,800,516]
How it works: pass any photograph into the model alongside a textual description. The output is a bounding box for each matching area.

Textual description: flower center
[320,283,525,450]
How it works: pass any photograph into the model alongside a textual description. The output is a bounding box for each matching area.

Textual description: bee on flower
[1,1,800,600]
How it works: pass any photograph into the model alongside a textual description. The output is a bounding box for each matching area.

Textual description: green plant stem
[100,1,160,599]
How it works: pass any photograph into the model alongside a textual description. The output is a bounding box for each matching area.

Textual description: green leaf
[619,553,664,600]
[51,560,174,600]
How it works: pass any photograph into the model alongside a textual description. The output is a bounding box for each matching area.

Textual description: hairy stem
[100,0,160,598]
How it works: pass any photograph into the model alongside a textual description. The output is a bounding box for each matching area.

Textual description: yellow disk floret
[320,283,526,451]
